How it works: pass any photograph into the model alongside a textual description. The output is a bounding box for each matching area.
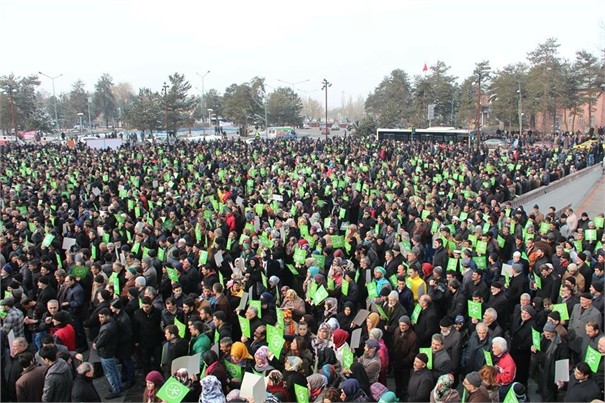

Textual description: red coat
[52,324,76,351]
[494,352,516,386]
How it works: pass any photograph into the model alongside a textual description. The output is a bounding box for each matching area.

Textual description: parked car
[482,138,510,149]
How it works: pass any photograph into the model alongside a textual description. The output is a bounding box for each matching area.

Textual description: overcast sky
[1,0,603,107]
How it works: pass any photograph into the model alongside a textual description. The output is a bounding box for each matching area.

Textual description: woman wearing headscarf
[358,312,380,356]
[199,375,226,403]
[245,256,264,299]
[336,301,356,334]
[260,292,277,325]
[286,336,314,376]
[202,350,228,393]
[267,369,291,402]
[281,289,306,319]
[282,309,299,336]
[284,356,308,400]
[312,322,333,352]
[321,297,338,323]
[339,378,369,402]
[143,371,164,403]
[331,328,349,370]
[348,362,373,399]
[253,346,275,375]
[228,342,253,388]
[308,374,329,403]
[174,368,200,403]
[369,328,389,386]
[429,373,460,403]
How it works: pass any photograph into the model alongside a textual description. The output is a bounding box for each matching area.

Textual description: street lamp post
[517,83,522,135]
[321,79,332,141]
[77,112,84,140]
[38,72,63,131]
[87,96,93,136]
[196,71,210,135]
[474,72,482,148]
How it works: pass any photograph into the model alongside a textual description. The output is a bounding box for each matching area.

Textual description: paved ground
[574,165,605,217]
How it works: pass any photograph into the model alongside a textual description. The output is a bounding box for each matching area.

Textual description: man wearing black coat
[93,308,121,399]
[110,299,135,389]
[405,353,434,402]
[71,362,101,402]
[161,325,189,378]
[133,297,163,375]
[414,295,439,348]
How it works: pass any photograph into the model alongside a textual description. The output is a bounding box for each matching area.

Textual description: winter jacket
[42,358,73,402]
[391,328,418,373]
[94,318,118,358]
[133,306,163,348]
[493,352,516,386]
[15,364,46,402]
[71,374,101,402]
[406,367,434,402]
[53,323,76,351]
[563,377,601,402]
[114,309,134,359]
[465,332,491,373]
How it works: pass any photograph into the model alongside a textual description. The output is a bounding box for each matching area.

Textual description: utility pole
[162,82,169,136]
[321,79,331,141]
[38,72,63,131]
[517,83,522,136]
[474,72,482,148]
[196,70,210,135]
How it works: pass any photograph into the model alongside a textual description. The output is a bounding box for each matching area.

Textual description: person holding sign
[462,371,490,402]
[491,337,516,400]
[562,362,602,402]
[531,321,569,402]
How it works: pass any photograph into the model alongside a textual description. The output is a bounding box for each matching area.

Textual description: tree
[222,77,265,132]
[0,74,49,134]
[266,87,303,127]
[123,88,162,134]
[408,61,458,127]
[365,69,412,127]
[490,63,529,132]
[574,50,605,131]
[66,80,89,128]
[353,115,378,137]
[112,82,134,129]
[301,97,322,122]
[204,89,224,122]
[93,73,117,128]
[526,38,563,133]
[163,73,198,134]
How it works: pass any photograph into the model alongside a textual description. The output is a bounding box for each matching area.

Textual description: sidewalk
[574,164,605,217]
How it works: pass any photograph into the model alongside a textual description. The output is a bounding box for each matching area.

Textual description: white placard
[350,328,362,349]
[62,237,76,251]
[171,353,201,376]
[92,187,101,197]
[554,359,569,382]
[352,309,370,327]
[214,250,224,267]
[240,372,266,403]
[502,263,513,278]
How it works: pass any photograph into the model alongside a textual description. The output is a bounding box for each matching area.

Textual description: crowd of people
[0,133,604,403]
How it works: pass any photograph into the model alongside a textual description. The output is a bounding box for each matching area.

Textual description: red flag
[422,63,428,73]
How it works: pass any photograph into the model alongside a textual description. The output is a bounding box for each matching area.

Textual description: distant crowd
[0,134,604,403]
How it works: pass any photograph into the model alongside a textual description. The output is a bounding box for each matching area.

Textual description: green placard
[266,324,285,359]
[585,345,602,373]
[342,279,349,296]
[156,376,189,403]
[419,347,432,369]
[551,303,569,321]
[249,300,262,319]
[411,304,421,324]
[447,258,458,272]
[314,254,326,269]
[585,229,597,241]
[109,272,120,295]
[342,348,354,369]
[503,386,519,403]
[199,250,208,265]
[42,234,55,248]
[276,308,284,329]
[174,317,186,338]
[531,327,541,351]
[366,282,378,299]
[468,300,482,320]
[167,268,179,283]
[294,383,310,403]
[293,249,306,264]
[238,316,251,338]
[331,235,345,249]
[594,216,604,229]
[286,264,299,275]
[534,274,542,289]
[313,285,329,306]
[72,265,89,278]
[224,360,243,380]
[475,240,487,255]
[484,349,493,366]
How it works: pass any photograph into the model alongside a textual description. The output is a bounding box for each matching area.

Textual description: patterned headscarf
[432,374,455,402]
[254,346,270,370]
[199,375,225,403]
